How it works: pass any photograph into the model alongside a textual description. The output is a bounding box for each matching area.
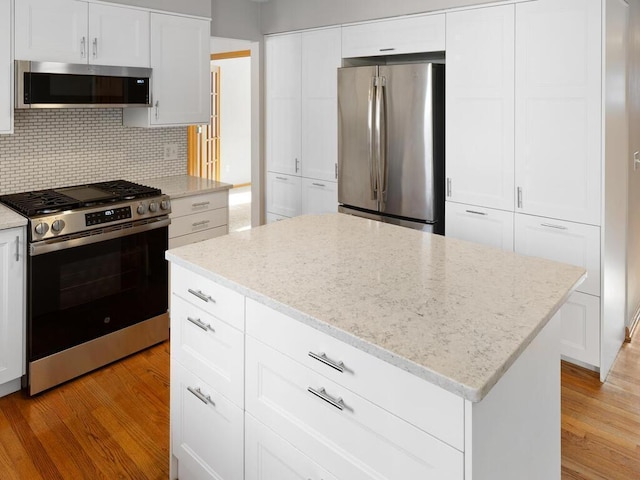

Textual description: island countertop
[166,213,585,402]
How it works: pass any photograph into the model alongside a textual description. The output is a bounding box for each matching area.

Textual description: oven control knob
[137,203,147,215]
[160,199,171,210]
[149,202,158,213]
[51,219,65,233]
[34,222,49,235]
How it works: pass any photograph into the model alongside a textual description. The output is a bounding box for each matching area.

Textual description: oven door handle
[29,217,171,256]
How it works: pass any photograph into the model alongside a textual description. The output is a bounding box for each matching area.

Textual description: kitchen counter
[166,213,585,402]
[138,174,232,199]
[0,205,27,230]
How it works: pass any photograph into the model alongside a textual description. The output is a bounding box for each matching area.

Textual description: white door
[266,34,301,176]
[88,4,149,67]
[301,179,338,215]
[0,228,25,385]
[515,0,601,225]
[150,13,210,126]
[0,0,11,134]
[559,292,600,367]
[445,5,515,211]
[15,0,88,63]
[301,27,341,182]
[445,202,514,252]
[266,172,301,218]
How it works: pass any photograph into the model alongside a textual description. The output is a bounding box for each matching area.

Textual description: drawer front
[170,208,228,238]
[246,414,338,480]
[171,264,245,332]
[266,172,302,218]
[266,212,289,224]
[301,178,338,215]
[559,291,600,367]
[445,201,514,252]
[171,361,244,480]
[171,295,244,406]
[168,225,228,249]
[246,299,464,450]
[171,191,228,218]
[246,336,464,480]
[514,213,600,296]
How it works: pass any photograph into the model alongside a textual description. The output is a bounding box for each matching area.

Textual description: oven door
[28,220,169,363]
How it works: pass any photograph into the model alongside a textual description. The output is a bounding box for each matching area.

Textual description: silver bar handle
[188,288,216,304]
[377,76,388,206]
[92,37,98,58]
[307,387,345,411]
[192,220,210,227]
[311,182,326,188]
[276,176,288,181]
[80,36,86,58]
[335,163,338,179]
[368,76,377,200]
[15,236,19,261]
[187,316,214,332]
[187,386,214,406]
[517,187,523,209]
[446,178,452,197]
[634,151,640,171]
[308,351,344,373]
[155,101,159,120]
[192,201,210,208]
[295,158,300,173]
[379,47,396,52]
[466,210,488,216]
[541,223,568,230]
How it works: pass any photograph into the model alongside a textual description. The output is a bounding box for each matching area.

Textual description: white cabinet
[124,13,210,127]
[15,0,149,67]
[445,5,514,211]
[342,14,445,58]
[168,190,229,249]
[445,202,514,252]
[0,0,11,134]
[0,228,25,392]
[557,292,600,367]
[266,27,341,219]
[514,0,602,226]
[301,178,338,215]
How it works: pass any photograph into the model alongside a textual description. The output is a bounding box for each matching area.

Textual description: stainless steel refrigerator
[338,63,445,233]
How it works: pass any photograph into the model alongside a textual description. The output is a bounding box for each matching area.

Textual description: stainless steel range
[0,180,171,395]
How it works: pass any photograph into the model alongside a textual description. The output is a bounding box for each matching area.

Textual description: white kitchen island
[166,213,586,480]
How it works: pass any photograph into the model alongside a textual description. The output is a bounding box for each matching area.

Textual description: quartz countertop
[166,213,586,402]
[138,175,232,199]
[0,205,27,230]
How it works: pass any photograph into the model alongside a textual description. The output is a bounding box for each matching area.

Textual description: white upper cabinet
[15,0,150,67]
[342,14,445,58]
[124,13,210,127]
[0,0,12,134]
[445,5,515,211]
[515,0,602,226]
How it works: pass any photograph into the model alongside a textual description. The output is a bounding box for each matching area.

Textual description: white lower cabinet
[266,212,289,224]
[558,292,601,367]
[168,190,229,249]
[445,201,514,251]
[301,178,338,215]
[266,172,301,218]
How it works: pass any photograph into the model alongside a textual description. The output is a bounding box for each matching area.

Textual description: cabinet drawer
[170,208,227,238]
[301,178,338,215]
[171,295,244,406]
[559,291,600,367]
[171,264,245,332]
[171,191,228,218]
[168,226,227,249]
[266,172,301,218]
[342,14,445,58]
[246,336,463,480]
[445,201,514,252]
[171,361,244,480]
[246,300,464,450]
[514,214,600,296]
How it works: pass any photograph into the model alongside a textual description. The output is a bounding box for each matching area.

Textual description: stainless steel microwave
[15,60,152,109]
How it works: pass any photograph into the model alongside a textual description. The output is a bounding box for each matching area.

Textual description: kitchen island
[166,213,586,480]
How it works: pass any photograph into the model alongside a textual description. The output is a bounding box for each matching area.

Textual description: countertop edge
[0,205,28,229]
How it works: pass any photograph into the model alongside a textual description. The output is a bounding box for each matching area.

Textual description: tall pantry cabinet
[445,0,628,379]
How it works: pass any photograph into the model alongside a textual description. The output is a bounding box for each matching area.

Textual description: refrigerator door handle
[378,76,388,206]
[368,76,377,200]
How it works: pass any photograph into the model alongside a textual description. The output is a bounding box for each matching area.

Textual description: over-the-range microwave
[15,60,152,109]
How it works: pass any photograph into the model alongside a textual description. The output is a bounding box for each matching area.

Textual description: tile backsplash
[0,109,187,194]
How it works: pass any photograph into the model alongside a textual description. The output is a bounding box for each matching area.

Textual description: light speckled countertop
[0,204,27,230]
[138,175,232,199]
[166,213,586,402]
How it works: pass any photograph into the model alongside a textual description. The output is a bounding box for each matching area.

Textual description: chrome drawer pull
[276,176,288,181]
[311,182,326,188]
[192,201,210,208]
[540,223,568,230]
[307,387,345,411]
[308,351,344,373]
[187,386,215,406]
[188,288,216,304]
[187,316,214,332]
[192,220,210,227]
[465,210,487,216]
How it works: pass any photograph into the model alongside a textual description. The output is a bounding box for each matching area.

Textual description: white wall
[105,0,211,17]
[211,0,261,40]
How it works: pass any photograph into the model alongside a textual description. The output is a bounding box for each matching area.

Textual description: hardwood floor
[0,338,637,479]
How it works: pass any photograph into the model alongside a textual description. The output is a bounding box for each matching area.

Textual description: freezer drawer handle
[308,351,345,373]
[307,387,345,411]
[187,386,215,406]
[187,316,214,333]
[465,210,487,216]
[540,223,568,231]
[188,288,216,304]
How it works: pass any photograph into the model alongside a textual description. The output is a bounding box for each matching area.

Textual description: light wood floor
[0,338,638,479]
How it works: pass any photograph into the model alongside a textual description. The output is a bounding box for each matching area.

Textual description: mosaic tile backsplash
[0,109,187,194]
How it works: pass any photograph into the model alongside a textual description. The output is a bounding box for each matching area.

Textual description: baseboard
[626,307,640,343]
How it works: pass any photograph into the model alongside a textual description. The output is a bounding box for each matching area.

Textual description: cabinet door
[246,414,339,480]
[0,0,11,134]
[301,179,338,215]
[0,228,25,385]
[445,6,514,211]
[558,292,600,367]
[301,27,341,182]
[445,202,514,252]
[266,34,301,176]
[266,172,301,218]
[88,4,149,67]
[515,0,601,225]
[15,0,88,63]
